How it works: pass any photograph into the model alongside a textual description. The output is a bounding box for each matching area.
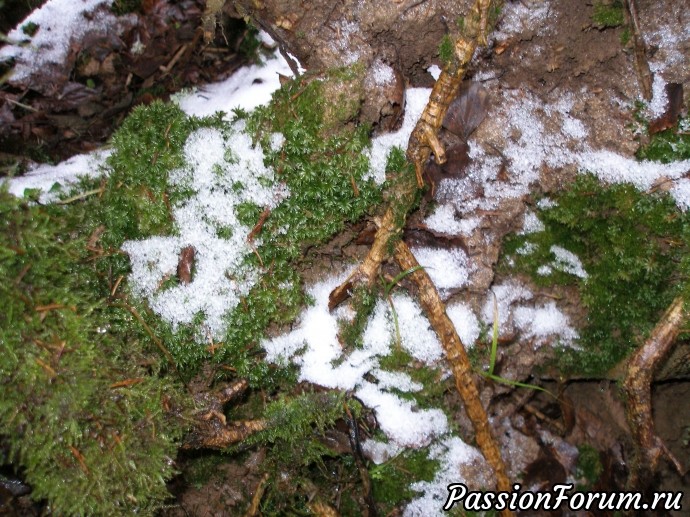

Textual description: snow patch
[0,0,118,83]
[123,124,288,340]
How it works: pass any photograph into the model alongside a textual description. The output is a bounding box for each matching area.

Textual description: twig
[55,187,105,205]
[622,0,652,100]
[623,295,686,489]
[244,473,269,517]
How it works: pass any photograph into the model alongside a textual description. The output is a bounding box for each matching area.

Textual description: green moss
[503,174,690,375]
[111,0,141,15]
[370,448,439,511]
[21,21,38,36]
[233,392,366,514]
[592,1,625,29]
[339,285,378,348]
[575,444,603,489]
[101,101,221,248]
[637,116,690,163]
[0,188,193,515]
[438,34,455,67]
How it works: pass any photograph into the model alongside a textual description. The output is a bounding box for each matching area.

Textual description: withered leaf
[177,245,195,284]
[443,81,490,140]
[649,82,683,135]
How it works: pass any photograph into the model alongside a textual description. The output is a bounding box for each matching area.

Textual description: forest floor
[1,0,689,515]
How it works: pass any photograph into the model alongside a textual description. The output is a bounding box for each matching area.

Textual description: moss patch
[503,173,690,376]
[592,1,624,29]
[0,188,193,514]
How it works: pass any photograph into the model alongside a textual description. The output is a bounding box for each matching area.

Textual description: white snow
[122,124,289,340]
[405,437,485,517]
[0,0,118,83]
[513,302,579,347]
[372,59,395,86]
[175,51,294,117]
[647,73,670,120]
[411,247,470,293]
[263,278,450,449]
[356,381,448,447]
[519,210,545,235]
[492,0,553,42]
[5,150,111,203]
[549,245,588,279]
[365,88,431,184]
[446,302,481,348]
[424,203,480,236]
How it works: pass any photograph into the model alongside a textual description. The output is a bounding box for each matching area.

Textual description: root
[394,240,512,498]
[329,0,513,511]
[623,295,686,489]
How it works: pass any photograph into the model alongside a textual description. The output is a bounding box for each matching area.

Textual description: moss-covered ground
[502,115,690,377]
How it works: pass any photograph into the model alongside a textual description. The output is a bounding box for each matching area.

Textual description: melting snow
[123,124,289,340]
[0,0,118,83]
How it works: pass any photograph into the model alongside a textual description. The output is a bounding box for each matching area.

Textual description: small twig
[159,44,189,75]
[6,97,38,112]
[244,473,269,517]
[55,187,105,205]
[623,0,652,100]
[344,403,378,517]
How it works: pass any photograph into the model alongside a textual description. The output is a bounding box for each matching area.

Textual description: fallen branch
[394,240,512,497]
[329,0,513,507]
[623,295,686,489]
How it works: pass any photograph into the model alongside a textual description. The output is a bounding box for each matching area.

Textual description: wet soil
[0,1,257,170]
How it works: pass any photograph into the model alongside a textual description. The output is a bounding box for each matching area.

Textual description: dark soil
[0,1,258,171]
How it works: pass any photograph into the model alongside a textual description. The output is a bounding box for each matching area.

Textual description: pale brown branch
[623,295,686,489]
[394,240,513,505]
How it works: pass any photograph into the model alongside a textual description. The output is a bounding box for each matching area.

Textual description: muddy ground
[1,0,688,515]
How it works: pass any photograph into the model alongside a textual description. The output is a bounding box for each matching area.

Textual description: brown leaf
[443,81,490,140]
[177,245,195,284]
[649,82,683,135]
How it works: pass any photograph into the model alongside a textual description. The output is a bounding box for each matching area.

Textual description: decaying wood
[394,240,513,499]
[623,295,686,489]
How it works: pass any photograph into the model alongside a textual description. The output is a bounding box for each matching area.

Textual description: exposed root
[327,0,512,507]
[183,379,268,449]
[623,295,686,489]
[393,240,513,499]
